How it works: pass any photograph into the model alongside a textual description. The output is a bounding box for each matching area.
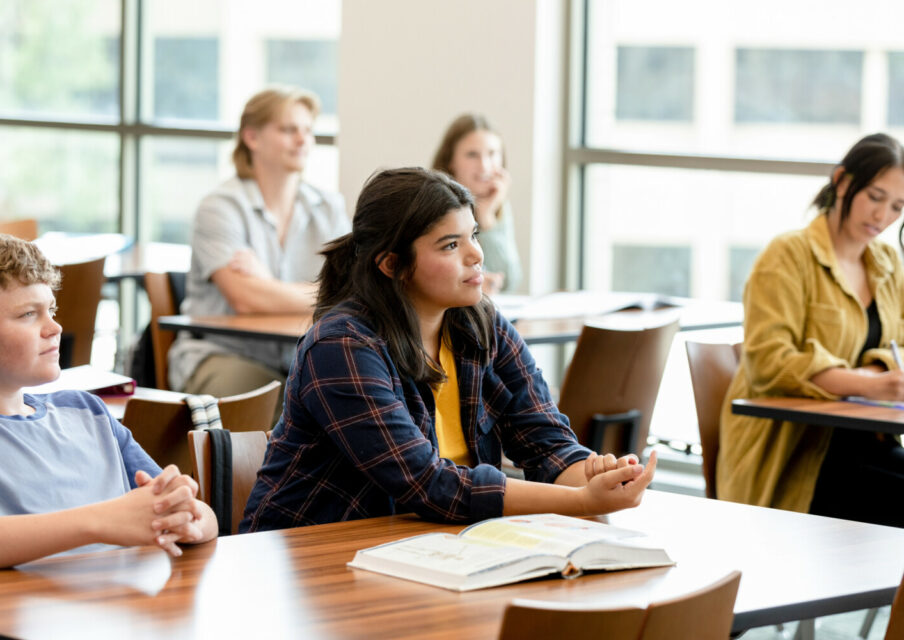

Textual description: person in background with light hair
[433,114,522,294]
[169,86,349,403]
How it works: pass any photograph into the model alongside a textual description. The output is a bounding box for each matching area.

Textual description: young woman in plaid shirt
[241,168,656,531]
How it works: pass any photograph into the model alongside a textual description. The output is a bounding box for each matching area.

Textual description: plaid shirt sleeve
[489,315,593,482]
[297,327,506,523]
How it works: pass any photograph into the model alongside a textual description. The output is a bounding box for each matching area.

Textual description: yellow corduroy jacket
[717,213,904,513]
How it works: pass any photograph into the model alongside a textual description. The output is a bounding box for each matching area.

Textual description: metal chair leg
[792,619,815,640]
[859,607,879,638]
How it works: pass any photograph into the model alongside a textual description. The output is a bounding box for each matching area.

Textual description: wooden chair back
[188,429,270,534]
[121,380,281,474]
[887,572,904,640]
[0,218,39,240]
[498,602,646,639]
[216,380,282,430]
[640,570,740,639]
[685,342,742,499]
[55,256,106,367]
[557,316,680,456]
[498,571,741,640]
[144,272,178,390]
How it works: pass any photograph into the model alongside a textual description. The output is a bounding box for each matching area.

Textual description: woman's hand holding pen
[860,369,904,401]
[854,341,904,400]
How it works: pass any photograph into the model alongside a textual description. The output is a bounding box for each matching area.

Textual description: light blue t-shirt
[0,390,162,556]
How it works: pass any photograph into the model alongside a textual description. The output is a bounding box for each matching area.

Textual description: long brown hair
[317,168,495,384]
[431,113,504,176]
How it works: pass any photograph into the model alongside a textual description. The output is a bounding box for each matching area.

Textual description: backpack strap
[206,428,233,536]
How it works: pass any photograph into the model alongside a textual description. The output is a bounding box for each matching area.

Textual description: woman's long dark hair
[316,167,496,384]
[811,133,904,245]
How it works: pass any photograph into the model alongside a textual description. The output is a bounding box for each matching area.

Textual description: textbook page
[460,514,646,558]
[347,532,564,590]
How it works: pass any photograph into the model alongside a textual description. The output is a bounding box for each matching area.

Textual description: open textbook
[348,513,674,591]
[492,291,678,323]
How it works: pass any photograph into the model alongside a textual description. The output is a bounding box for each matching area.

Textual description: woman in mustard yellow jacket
[718,133,904,527]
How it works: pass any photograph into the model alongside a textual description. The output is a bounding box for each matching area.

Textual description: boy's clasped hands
[96,465,207,557]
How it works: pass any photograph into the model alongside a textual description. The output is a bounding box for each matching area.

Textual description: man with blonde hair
[169,86,349,407]
[0,234,217,566]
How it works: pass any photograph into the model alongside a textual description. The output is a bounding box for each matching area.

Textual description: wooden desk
[732,397,904,435]
[0,490,901,639]
[102,387,187,421]
[34,232,132,266]
[33,233,191,281]
[158,313,313,345]
[103,242,191,282]
[515,299,742,345]
[157,297,741,348]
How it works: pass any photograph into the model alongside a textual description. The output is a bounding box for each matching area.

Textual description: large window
[576,0,904,300]
[570,0,904,446]
[0,0,341,242]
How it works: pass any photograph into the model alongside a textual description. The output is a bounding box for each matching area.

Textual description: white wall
[338,0,565,293]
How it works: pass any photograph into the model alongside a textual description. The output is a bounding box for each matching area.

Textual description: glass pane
[142,0,341,133]
[616,46,694,122]
[582,164,829,299]
[141,137,228,244]
[889,52,904,127]
[735,49,862,124]
[267,39,339,121]
[141,138,340,243]
[0,0,119,120]
[153,38,220,123]
[728,246,759,302]
[585,0,904,159]
[0,126,118,233]
[611,245,691,296]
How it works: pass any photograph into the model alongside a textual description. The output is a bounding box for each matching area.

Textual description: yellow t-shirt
[431,340,471,465]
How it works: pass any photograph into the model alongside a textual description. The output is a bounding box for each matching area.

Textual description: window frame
[0,0,337,243]
[563,0,834,292]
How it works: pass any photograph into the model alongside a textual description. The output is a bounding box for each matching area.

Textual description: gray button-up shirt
[168,176,350,390]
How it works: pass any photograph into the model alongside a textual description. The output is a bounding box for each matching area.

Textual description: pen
[892,340,904,370]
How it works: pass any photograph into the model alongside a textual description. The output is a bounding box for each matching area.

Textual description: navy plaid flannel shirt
[240,305,591,531]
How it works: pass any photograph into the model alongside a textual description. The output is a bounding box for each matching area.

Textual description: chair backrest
[144,272,183,390]
[121,380,281,474]
[887,572,904,640]
[216,380,282,430]
[498,602,646,639]
[0,218,39,241]
[685,342,742,499]
[640,570,740,640]
[188,429,270,535]
[557,315,680,456]
[497,571,741,640]
[55,256,107,367]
